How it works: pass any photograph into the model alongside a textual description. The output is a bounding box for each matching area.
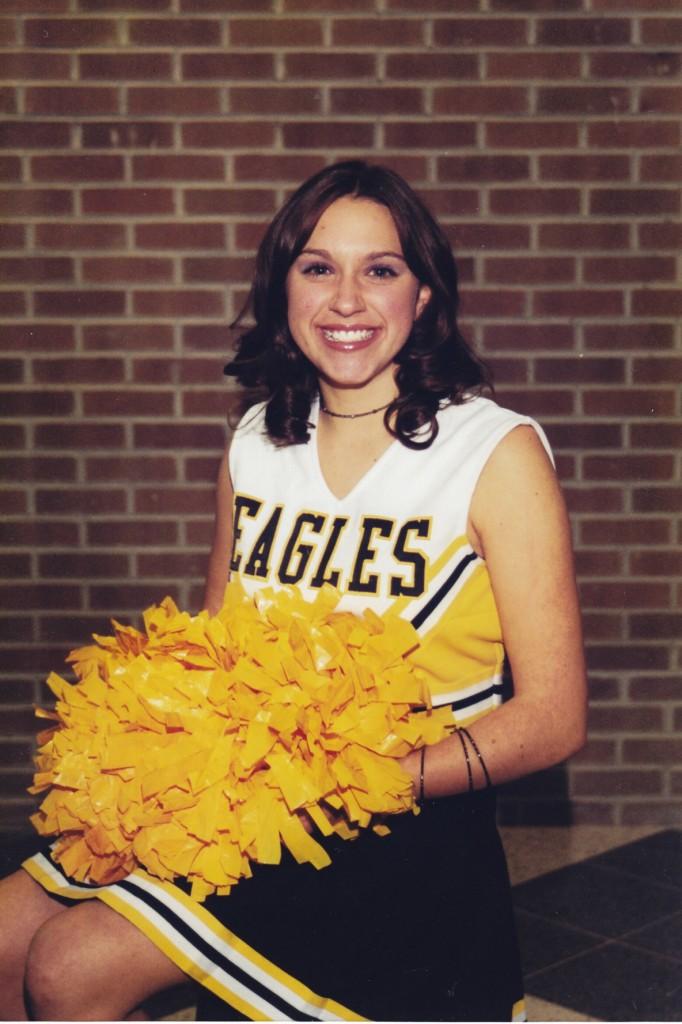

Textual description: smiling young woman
[3,161,586,1023]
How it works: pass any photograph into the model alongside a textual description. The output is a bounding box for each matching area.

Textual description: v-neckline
[309,399,400,503]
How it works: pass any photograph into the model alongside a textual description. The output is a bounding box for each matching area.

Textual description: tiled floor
[2,826,680,1021]
[501,826,682,1022]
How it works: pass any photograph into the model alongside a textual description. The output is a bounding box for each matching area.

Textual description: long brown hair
[225,160,490,449]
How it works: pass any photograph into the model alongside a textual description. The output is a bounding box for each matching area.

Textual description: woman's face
[285,196,431,401]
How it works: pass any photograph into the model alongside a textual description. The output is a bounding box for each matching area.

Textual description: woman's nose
[329,273,365,315]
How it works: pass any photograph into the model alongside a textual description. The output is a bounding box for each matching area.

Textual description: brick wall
[1,0,680,832]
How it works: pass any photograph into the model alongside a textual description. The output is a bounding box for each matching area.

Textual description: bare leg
[0,870,67,1021]
[25,898,187,1021]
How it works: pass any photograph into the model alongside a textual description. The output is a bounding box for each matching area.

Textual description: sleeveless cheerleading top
[228,395,552,727]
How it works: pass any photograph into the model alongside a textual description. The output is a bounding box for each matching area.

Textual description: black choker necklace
[320,400,392,420]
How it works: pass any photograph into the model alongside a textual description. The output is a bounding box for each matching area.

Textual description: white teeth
[322,329,374,343]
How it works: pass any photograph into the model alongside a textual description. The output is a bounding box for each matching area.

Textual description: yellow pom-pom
[30,581,455,900]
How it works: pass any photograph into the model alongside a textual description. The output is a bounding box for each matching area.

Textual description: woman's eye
[301,263,332,277]
[368,265,398,279]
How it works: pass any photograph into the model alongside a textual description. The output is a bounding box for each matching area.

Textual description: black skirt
[24,790,524,1022]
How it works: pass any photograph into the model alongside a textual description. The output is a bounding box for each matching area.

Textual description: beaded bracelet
[455,727,474,793]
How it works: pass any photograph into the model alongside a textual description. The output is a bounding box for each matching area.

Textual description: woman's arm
[202,449,234,616]
[401,425,587,797]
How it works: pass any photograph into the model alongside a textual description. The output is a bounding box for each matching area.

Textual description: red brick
[585,257,676,284]
[282,122,375,150]
[490,188,580,216]
[133,357,221,385]
[0,323,74,350]
[33,357,124,384]
[231,87,322,115]
[137,552,207,577]
[493,388,575,416]
[183,257,253,283]
[629,677,680,702]
[631,422,682,448]
[633,357,682,383]
[0,223,25,248]
[182,391,229,416]
[583,389,676,417]
[584,454,674,481]
[25,18,118,47]
[385,122,476,149]
[0,87,17,114]
[83,257,173,283]
[0,358,23,383]
[583,323,674,351]
[129,88,221,116]
[483,324,574,351]
[0,520,78,546]
[35,222,126,249]
[565,486,625,514]
[622,803,682,825]
[34,423,124,449]
[81,50,174,79]
[587,645,669,671]
[0,292,25,315]
[537,17,630,45]
[630,614,681,640]
[590,50,681,78]
[632,290,682,316]
[26,87,119,115]
[439,155,529,182]
[31,155,124,182]
[181,121,275,149]
[34,290,125,317]
[485,51,581,78]
[0,490,27,515]
[639,155,682,183]
[234,154,324,183]
[641,18,682,45]
[581,581,671,608]
[135,222,224,249]
[434,85,528,115]
[231,19,323,46]
[183,188,276,216]
[87,520,178,545]
[572,770,662,797]
[85,457,177,484]
[81,0,171,8]
[483,119,577,148]
[434,18,528,46]
[0,456,75,482]
[286,0,376,8]
[639,87,682,114]
[38,615,115,644]
[82,188,175,217]
[585,188,675,216]
[133,290,224,318]
[539,155,630,182]
[186,520,213,545]
[0,156,19,181]
[633,488,682,514]
[132,155,224,183]
[83,390,174,416]
[183,324,236,351]
[546,422,622,450]
[582,519,670,547]
[331,17,422,46]
[630,550,682,576]
[0,189,72,217]
[537,87,630,115]
[330,87,422,115]
[36,488,126,516]
[129,18,220,46]
[89,584,179,611]
[39,553,129,579]
[184,456,222,482]
[534,291,624,318]
[588,120,680,147]
[82,122,174,149]
[573,739,617,766]
[459,291,526,319]
[83,324,174,351]
[0,52,70,79]
[538,222,630,250]
[449,223,530,250]
[0,121,70,149]
[485,257,574,285]
[134,423,225,450]
[0,257,73,283]
[623,739,682,763]
[182,52,275,80]
[134,487,214,515]
[0,390,73,417]
[389,52,481,80]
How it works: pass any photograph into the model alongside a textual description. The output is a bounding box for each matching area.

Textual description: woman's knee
[25,900,185,1021]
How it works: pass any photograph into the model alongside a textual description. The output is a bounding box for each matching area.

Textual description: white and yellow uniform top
[229,394,552,727]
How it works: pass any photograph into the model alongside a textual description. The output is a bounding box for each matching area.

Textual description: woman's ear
[415,284,432,319]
